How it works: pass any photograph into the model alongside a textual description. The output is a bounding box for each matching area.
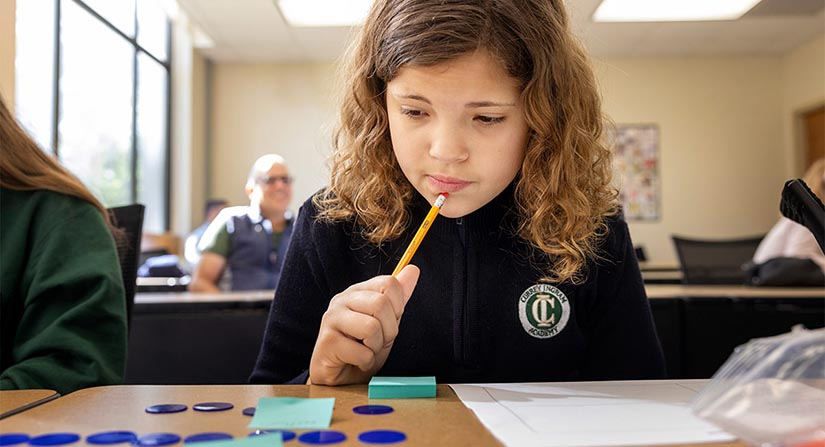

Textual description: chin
[439,203,474,219]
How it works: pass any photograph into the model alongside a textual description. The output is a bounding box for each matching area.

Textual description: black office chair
[671,235,764,284]
[634,246,648,262]
[108,204,145,330]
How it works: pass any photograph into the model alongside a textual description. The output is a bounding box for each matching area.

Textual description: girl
[251,0,665,385]
[0,95,127,393]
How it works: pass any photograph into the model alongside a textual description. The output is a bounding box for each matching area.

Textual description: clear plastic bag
[691,326,825,447]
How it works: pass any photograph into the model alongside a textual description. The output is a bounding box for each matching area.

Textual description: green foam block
[368,376,437,399]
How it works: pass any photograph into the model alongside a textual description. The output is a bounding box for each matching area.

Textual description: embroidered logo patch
[518,284,570,339]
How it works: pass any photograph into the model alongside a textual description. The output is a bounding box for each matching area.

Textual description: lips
[427,175,471,193]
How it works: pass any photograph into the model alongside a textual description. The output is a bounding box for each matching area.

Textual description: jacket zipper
[456,217,470,365]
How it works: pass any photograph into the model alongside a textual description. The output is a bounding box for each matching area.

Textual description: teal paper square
[369,376,437,399]
[247,397,335,429]
[191,433,282,447]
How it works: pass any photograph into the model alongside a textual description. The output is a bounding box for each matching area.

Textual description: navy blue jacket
[251,187,665,384]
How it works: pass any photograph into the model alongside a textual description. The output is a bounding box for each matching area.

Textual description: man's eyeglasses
[256,175,293,186]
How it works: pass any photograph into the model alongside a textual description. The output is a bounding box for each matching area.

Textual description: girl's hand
[308,265,420,385]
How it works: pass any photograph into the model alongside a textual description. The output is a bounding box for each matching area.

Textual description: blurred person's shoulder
[1,187,103,226]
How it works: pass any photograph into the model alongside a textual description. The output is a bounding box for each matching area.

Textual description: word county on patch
[518,284,570,339]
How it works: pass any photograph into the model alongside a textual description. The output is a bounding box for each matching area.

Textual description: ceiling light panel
[593,0,763,22]
[278,0,373,27]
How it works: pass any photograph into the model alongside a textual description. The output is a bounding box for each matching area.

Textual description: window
[15,0,171,233]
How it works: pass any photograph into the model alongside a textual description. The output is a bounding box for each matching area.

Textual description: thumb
[395,264,420,305]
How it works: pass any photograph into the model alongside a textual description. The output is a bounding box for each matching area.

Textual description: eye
[400,107,427,119]
[475,115,505,125]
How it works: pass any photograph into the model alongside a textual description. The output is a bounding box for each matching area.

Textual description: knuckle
[328,293,345,309]
[385,323,399,341]
[364,318,382,337]
[373,293,391,313]
[358,349,374,368]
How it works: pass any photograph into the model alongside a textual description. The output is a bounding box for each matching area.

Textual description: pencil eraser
[368,376,436,399]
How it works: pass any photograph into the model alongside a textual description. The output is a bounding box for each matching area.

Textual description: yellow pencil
[391,193,449,277]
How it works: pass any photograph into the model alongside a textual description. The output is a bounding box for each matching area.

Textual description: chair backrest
[671,235,764,285]
[141,232,180,255]
[108,204,145,329]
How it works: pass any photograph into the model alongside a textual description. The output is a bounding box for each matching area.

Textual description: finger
[395,264,420,306]
[344,291,400,344]
[347,276,406,318]
[329,331,376,372]
[329,307,385,353]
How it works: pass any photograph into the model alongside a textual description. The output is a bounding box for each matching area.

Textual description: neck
[262,209,286,230]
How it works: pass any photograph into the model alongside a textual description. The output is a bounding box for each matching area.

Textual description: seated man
[183,198,228,267]
[190,154,294,292]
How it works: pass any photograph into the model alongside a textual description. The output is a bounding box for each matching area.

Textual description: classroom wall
[210,63,336,211]
[594,56,785,264]
[190,50,208,230]
[0,0,15,108]
[210,58,789,264]
[781,32,825,176]
[170,17,194,241]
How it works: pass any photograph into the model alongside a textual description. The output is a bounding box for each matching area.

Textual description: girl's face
[386,50,530,218]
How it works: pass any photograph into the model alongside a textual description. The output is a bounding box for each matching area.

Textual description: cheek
[487,131,526,176]
[390,127,422,170]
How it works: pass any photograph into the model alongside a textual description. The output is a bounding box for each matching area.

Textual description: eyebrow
[391,92,516,108]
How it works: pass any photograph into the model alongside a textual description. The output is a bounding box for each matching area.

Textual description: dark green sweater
[1,188,127,394]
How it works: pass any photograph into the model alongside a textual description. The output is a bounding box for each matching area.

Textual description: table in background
[0,389,58,419]
[646,285,824,379]
[127,286,824,385]
[0,383,745,447]
[639,263,683,284]
[126,291,273,385]
[136,277,190,293]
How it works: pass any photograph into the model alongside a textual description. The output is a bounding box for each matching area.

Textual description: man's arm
[189,252,226,293]
[190,213,232,293]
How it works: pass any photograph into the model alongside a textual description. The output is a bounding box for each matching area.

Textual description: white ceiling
[177,0,825,62]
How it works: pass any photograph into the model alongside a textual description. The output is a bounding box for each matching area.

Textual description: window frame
[45,0,172,231]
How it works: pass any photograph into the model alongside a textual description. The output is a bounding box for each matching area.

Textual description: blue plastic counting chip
[242,407,255,416]
[297,431,346,445]
[192,402,233,412]
[0,434,29,446]
[145,404,187,414]
[29,434,80,446]
[358,430,407,444]
[183,433,232,444]
[86,431,138,445]
[134,433,181,446]
[352,405,394,415]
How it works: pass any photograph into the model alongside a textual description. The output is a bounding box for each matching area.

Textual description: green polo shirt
[0,188,127,394]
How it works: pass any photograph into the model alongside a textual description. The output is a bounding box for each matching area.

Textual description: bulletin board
[610,124,660,220]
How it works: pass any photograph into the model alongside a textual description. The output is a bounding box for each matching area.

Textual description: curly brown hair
[315,0,618,284]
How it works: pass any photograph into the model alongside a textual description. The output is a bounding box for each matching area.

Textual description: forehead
[387,50,521,104]
[264,163,288,176]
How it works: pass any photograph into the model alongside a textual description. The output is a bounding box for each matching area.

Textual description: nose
[428,122,469,163]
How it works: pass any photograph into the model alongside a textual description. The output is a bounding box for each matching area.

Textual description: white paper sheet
[449,381,735,447]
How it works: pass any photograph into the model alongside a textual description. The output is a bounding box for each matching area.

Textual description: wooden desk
[136,276,190,293]
[136,286,825,304]
[125,287,822,384]
[127,291,275,385]
[639,263,681,272]
[135,290,274,306]
[0,383,744,447]
[645,284,825,299]
[0,389,58,419]
[642,270,683,284]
